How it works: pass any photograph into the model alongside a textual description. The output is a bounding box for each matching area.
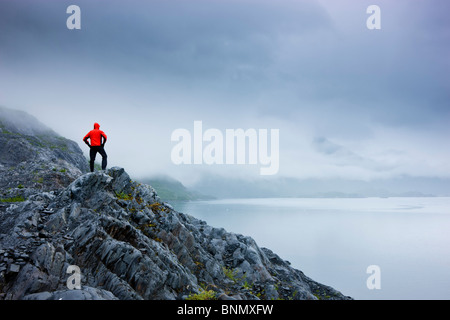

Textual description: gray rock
[22,287,118,300]
[8,264,20,273]
[0,106,89,194]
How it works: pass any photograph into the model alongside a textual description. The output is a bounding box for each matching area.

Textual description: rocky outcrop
[0,167,351,300]
[0,106,88,195]
[0,106,351,300]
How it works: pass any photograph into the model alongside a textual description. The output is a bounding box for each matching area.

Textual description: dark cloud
[0,0,449,180]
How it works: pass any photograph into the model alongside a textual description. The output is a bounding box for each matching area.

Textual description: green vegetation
[313,289,335,300]
[0,121,12,134]
[223,266,240,283]
[35,177,44,184]
[0,196,26,202]
[185,289,217,300]
[148,202,168,214]
[136,221,163,243]
[115,191,133,201]
[186,284,217,300]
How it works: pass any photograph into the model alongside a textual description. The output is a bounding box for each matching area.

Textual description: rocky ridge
[0,106,351,300]
[0,106,89,198]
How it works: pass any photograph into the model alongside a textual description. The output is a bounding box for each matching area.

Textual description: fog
[1,0,449,188]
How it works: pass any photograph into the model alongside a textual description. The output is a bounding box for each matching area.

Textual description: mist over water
[172,197,450,300]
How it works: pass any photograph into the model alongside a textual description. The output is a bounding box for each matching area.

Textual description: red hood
[94,123,100,129]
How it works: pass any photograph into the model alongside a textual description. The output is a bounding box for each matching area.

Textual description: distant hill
[138,175,214,201]
[189,174,450,199]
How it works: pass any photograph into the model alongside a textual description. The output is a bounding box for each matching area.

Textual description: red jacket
[83,123,107,146]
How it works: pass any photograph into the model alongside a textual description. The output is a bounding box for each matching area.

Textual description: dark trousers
[89,146,107,172]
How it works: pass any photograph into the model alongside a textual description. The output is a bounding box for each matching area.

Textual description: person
[83,122,107,172]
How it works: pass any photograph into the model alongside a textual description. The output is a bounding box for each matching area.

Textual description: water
[170,197,450,300]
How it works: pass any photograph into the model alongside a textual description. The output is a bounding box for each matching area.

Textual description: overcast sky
[0,0,449,184]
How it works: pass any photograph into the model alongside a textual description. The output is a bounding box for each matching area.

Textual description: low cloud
[312,136,396,173]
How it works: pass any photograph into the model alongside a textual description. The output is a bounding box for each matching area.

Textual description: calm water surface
[171,197,450,300]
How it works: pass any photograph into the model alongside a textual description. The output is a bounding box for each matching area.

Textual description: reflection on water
[171,197,450,300]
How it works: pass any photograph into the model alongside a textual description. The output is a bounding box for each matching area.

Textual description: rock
[217,293,238,300]
[22,287,118,300]
[8,264,20,273]
[0,106,89,194]
[1,167,351,300]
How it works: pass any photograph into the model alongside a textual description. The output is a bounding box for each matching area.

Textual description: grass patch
[0,196,26,202]
[115,191,133,201]
[148,202,168,214]
[186,288,217,300]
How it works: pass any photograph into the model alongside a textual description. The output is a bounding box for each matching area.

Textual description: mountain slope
[139,176,214,201]
[0,106,89,197]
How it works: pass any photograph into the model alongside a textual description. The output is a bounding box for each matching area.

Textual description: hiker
[83,122,107,172]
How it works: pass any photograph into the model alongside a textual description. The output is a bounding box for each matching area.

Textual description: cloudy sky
[0,0,449,184]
